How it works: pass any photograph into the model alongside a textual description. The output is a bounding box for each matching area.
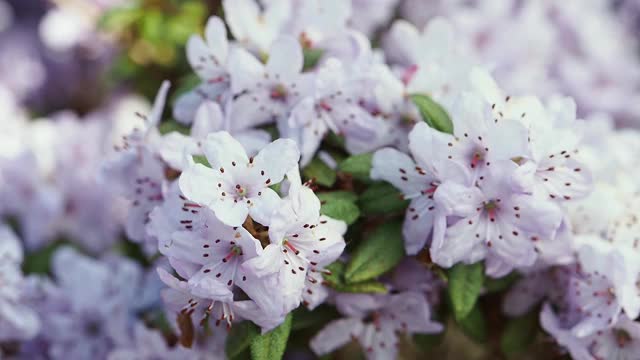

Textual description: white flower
[179,131,300,226]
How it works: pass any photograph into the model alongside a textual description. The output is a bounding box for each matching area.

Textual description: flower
[160,100,272,171]
[281,57,379,165]
[173,16,231,125]
[431,160,563,273]
[179,131,300,226]
[310,292,442,359]
[371,122,470,255]
[0,225,40,341]
[242,171,346,313]
[227,36,311,130]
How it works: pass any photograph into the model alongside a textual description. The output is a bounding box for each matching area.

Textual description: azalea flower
[179,131,300,226]
[0,225,40,341]
[227,36,311,130]
[431,160,563,273]
[242,170,346,313]
[311,292,442,359]
[173,16,231,124]
[371,122,470,255]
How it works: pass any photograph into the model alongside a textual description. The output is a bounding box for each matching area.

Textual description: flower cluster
[2,0,640,359]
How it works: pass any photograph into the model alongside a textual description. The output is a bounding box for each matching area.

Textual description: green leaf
[414,332,445,352]
[324,131,346,149]
[344,221,405,283]
[99,8,143,30]
[303,48,324,70]
[159,120,190,135]
[456,304,487,343]
[500,311,538,356]
[192,155,210,167]
[23,240,67,275]
[291,306,339,331]
[358,182,409,215]
[316,191,358,203]
[410,94,453,134]
[323,261,346,287]
[319,198,360,225]
[447,262,484,321]
[302,157,337,187]
[250,313,293,360]
[141,10,164,44]
[485,272,520,293]
[338,153,373,180]
[114,239,151,267]
[335,280,388,294]
[226,321,259,359]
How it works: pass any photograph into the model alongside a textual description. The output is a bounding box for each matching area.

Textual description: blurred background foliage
[100,0,221,103]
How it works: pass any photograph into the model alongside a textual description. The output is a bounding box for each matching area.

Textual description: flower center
[470,150,485,168]
[270,84,288,101]
[614,328,632,347]
[235,184,247,197]
[484,201,499,221]
[283,239,300,255]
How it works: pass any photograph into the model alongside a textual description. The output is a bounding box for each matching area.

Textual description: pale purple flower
[222,0,291,54]
[179,131,300,226]
[21,247,145,359]
[310,292,442,359]
[102,82,171,251]
[371,122,470,255]
[503,265,575,317]
[281,57,378,165]
[540,303,593,360]
[349,0,399,36]
[173,16,231,125]
[161,100,271,170]
[541,303,640,360]
[586,315,640,360]
[242,171,346,314]
[107,322,196,360]
[568,243,640,337]
[151,183,263,303]
[0,225,40,341]
[227,36,311,130]
[431,161,563,272]
[390,258,444,306]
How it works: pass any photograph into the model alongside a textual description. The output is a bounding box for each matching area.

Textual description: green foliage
[344,221,405,283]
[485,271,520,293]
[358,182,409,215]
[337,280,388,294]
[318,192,360,225]
[291,306,339,331]
[114,238,152,267]
[192,155,210,167]
[316,191,358,203]
[302,157,337,187]
[411,94,454,134]
[322,261,388,294]
[226,321,259,359]
[159,120,190,135]
[338,153,373,181]
[303,48,324,71]
[500,311,538,356]
[250,313,293,360]
[414,332,445,352]
[23,240,67,275]
[323,261,347,287]
[456,304,487,343]
[447,262,485,321]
